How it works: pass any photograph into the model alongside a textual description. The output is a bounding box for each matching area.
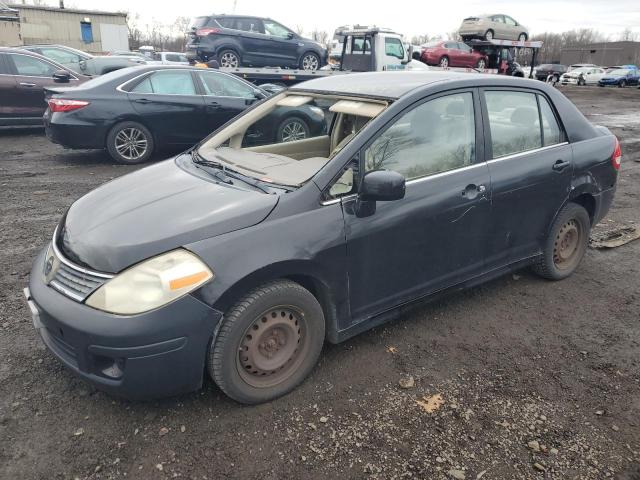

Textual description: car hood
[58,157,278,273]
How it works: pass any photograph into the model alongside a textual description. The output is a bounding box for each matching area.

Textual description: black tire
[106,121,154,164]
[476,58,486,69]
[484,29,494,40]
[578,76,586,86]
[439,56,449,68]
[300,52,320,70]
[618,80,626,88]
[276,117,310,143]
[218,49,240,68]
[208,279,325,404]
[518,33,527,41]
[532,203,591,280]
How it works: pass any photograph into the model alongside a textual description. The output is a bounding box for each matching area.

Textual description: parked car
[420,41,488,69]
[186,15,327,70]
[43,65,326,163]
[598,68,640,87]
[535,64,568,82]
[26,71,621,403]
[152,52,189,65]
[0,47,90,126]
[561,67,606,86]
[109,50,147,59]
[458,14,528,41]
[19,44,145,76]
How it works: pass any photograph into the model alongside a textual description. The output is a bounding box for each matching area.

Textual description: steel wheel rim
[302,54,318,70]
[221,52,239,68]
[280,120,307,142]
[114,127,147,160]
[553,219,581,270]
[440,57,448,68]
[237,306,308,388]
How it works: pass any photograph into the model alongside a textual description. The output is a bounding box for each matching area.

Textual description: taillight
[48,99,90,113]
[611,137,622,170]
[196,27,220,36]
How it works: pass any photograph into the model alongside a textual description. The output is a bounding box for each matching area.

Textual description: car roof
[290,71,539,100]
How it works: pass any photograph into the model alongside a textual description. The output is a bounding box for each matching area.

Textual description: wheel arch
[210,261,342,343]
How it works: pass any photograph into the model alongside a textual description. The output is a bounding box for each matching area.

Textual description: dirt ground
[1,86,639,480]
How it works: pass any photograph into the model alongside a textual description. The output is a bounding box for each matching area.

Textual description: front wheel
[218,49,240,68]
[439,56,449,68]
[277,117,309,143]
[618,80,626,88]
[106,121,154,164]
[208,280,325,404]
[578,76,586,86]
[300,52,320,71]
[532,203,591,280]
[476,59,486,69]
[484,29,494,40]
[518,33,527,41]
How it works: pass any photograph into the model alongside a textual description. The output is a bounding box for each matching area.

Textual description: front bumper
[26,247,222,400]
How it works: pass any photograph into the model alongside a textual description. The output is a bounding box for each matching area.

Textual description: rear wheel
[532,203,591,280]
[484,29,494,40]
[208,280,325,404]
[439,56,449,68]
[476,58,486,69]
[106,121,154,164]
[218,49,240,68]
[518,33,527,41]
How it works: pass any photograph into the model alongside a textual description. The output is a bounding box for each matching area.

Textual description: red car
[420,41,488,69]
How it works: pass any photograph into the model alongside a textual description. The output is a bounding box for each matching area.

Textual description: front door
[194,70,256,137]
[5,52,61,121]
[341,90,492,321]
[262,19,300,67]
[128,70,205,145]
[481,89,573,267]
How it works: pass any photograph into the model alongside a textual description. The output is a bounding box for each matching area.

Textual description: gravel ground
[1,86,639,480]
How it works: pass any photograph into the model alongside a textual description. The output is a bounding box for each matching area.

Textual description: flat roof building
[560,41,640,67]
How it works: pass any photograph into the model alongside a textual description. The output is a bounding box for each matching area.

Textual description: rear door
[5,52,64,120]
[232,17,270,66]
[456,42,475,67]
[490,15,507,38]
[193,70,256,134]
[481,89,573,267]
[127,70,206,145]
[339,89,492,320]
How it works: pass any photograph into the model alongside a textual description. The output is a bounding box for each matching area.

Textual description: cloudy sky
[44,0,640,39]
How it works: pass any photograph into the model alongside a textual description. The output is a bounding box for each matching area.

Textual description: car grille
[49,261,107,302]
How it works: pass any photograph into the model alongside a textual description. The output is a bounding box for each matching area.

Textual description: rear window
[189,16,212,29]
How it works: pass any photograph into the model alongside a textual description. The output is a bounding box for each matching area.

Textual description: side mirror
[53,70,71,83]
[258,83,284,96]
[401,45,414,65]
[287,32,295,40]
[359,170,406,202]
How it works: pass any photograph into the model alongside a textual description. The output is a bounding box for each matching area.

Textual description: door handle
[133,98,152,104]
[19,82,37,87]
[461,184,486,199]
[552,159,570,172]
[207,101,220,108]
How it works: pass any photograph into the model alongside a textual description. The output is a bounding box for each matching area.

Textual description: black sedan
[44,65,326,163]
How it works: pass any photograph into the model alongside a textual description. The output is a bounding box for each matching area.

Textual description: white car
[561,67,606,86]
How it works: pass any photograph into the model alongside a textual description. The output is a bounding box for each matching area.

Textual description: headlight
[85,249,213,315]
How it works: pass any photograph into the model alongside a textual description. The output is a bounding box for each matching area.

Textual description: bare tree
[619,28,639,41]
[295,25,305,36]
[311,29,329,45]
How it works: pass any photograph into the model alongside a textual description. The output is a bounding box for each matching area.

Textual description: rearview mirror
[52,70,71,83]
[359,170,406,202]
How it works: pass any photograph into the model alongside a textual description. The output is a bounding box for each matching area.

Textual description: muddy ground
[1,86,639,480]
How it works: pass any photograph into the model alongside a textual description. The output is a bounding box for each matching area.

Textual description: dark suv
[186,15,327,70]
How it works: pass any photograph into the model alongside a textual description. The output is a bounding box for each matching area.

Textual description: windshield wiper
[190,150,271,193]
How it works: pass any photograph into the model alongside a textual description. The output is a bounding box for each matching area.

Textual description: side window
[197,71,255,98]
[538,96,562,146]
[385,37,404,59]
[485,91,541,158]
[9,54,57,77]
[131,71,196,95]
[0,54,8,74]
[328,158,359,198]
[216,17,236,29]
[364,92,475,181]
[457,42,471,52]
[263,20,291,38]
[165,54,182,62]
[39,47,83,65]
[491,15,504,23]
[235,18,264,34]
[504,16,517,26]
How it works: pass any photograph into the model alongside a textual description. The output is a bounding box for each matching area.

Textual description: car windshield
[197,92,389,188]
[609,69,629,76]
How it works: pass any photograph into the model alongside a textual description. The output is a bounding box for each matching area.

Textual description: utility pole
[233,0,237,13]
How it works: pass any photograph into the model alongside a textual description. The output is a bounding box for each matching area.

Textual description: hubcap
[280,120,307,142]
[237,307,306,387]
[302,54,318,70]
[114,128,147,160]
[553,219,581,270]
[220,52,239,68]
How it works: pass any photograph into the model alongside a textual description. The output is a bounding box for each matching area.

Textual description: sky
[33,0,640,40]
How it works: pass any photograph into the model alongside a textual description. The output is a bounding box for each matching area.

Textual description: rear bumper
[44,113,107,149]
[27,247,223,400]
[594,185,616,225]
